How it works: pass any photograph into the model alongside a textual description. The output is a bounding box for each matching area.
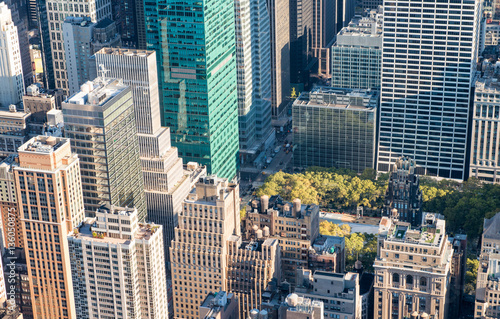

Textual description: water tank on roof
[263,226,270,237]
[293,198,301,215]
[286,293,299,307]
[250,309,259,319]
[256,229,263,239]
[259,310,268,319]
[260,195,269,212]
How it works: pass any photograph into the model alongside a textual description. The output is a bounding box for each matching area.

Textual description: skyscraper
[290,0,313,87]
[68,205,168,319]
[170,176,240,319]
[144,0,239,179]
[470,73,500,183]
[0,2,24,107]
[311,0,355,77]
[234,0,274,161]
[63,17,121,95]
[378,0,481,180]
[3,0,33,88]
[94,48,206,263]
[62,78,147,219]
[46,0,111,94]
[292,87,378,173]
[331,8,383,89]
[15,136,85,319]
[268,0,291,116]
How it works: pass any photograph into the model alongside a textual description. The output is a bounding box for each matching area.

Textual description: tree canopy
[256,168,385,209]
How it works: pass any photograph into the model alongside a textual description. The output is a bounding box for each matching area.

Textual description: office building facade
[68,205,168,319]
[15,136,85,319]
[144,0,239,179]
[0,2,24,107]
[377,0,481,180]
[170,176,240,319]
[46,0,111,94]
[331,8,383,89]
[374,214,453,319]
[234,0,274,160]
[268,0,291,116]
[94,48,207,262]
[293,87,378,173]
[289,0,313,86]
[64,17,121,95]
[470,74,500,183]
[62,78,146,219]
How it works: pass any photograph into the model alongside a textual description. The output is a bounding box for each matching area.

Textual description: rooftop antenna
[98,64,109,86]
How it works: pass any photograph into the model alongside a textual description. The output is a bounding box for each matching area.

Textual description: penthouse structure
[199,292,239,319]
[244,195,319,287]
[23,85,56,122]
[62,78,146,219]
[383,157,423,227]
[331,7,383,89]
[308,235,345,273]
[292,87,378,173]
[374,213,454,319]
[470,74,500,183]
[278,294,324,319]
[68,205,168,319]
[15,136,85,319]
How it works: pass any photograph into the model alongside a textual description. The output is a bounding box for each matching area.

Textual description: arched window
[393,273,400,283]
[420,277,427,287]
[406,275,413,286]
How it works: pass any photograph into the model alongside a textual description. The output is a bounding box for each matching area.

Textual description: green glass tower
[144,0,239,180]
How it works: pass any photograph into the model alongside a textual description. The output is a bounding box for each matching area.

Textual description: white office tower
[68,205,168,319]
[378,0,481,180]
[0,2,23,107]
[233,0,274,161]
[47,0,111,95]
[94,48,206,264]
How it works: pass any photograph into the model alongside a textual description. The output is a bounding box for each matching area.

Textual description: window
[393,273,400,283]
[420,277,427,287]
[406,275,413,286]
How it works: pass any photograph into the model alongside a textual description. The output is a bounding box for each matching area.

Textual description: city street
[239,130,294,206]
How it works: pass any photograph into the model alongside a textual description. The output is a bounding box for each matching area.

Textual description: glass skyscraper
[293,87,378,173]
[144,0,239,180]
[62,78,147,220]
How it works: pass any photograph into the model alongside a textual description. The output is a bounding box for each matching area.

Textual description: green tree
[360,168,377,181]
[345,233,364,258]
[240,206,246,222]
[319,221,351,237]
[465,258,479,295]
